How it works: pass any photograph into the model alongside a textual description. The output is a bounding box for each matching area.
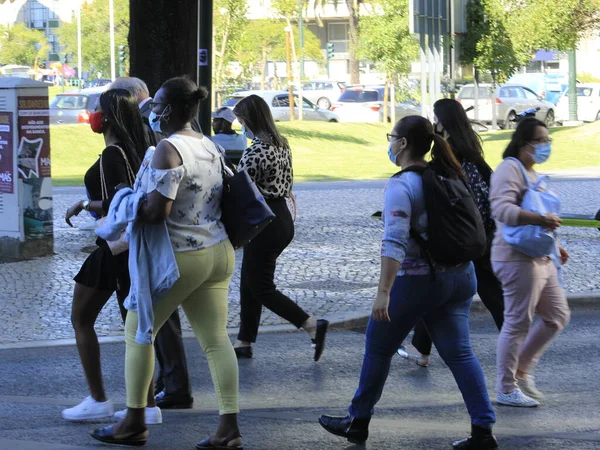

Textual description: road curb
[0,291,597,351]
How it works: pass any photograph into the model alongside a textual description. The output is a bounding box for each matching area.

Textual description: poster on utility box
[17,96,51,179]
[0,111,14,194]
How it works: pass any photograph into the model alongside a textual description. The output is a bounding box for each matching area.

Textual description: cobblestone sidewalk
[1,178,599,344]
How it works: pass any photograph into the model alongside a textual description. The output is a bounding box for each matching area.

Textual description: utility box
[0,78,53,261]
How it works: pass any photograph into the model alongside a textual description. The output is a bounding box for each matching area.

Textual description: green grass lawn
[50,121,600,186]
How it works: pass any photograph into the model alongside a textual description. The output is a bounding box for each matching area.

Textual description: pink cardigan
[490,158,544,262]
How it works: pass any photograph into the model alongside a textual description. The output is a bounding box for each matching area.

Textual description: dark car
[49,87,107,125]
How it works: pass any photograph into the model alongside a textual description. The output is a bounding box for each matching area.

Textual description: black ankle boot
[318,414,370,444]
[452,424,499,449]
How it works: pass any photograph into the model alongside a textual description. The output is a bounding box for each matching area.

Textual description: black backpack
[396,164,486,269]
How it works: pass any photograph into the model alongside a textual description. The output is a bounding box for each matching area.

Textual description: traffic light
[326,42,335,59]
[118,45,127,63]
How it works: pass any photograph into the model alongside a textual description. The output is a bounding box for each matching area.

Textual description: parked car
[508,73,571,105]
[49,86,107,125]
[299,80,346,110]
[85,78,112,88]
[329,85,421,123]
[222,90,339,122]
[556,83,600,123]
[457,83,555,128]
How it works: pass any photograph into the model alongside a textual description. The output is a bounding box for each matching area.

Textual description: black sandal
[312,319,330,362]
[195,432,243,449]
[91,424,148,447]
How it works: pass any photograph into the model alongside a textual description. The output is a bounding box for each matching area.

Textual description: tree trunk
[260,48,267,90]
[346,0,360,84]
[215,14,231,109]
[129,0,198,96]
[382,77,389,123]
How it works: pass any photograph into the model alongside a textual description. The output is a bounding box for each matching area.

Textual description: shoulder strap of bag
[111,144,137,187]
[99,155,108,201]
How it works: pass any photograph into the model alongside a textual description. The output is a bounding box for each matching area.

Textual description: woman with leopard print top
[232,95,329,361]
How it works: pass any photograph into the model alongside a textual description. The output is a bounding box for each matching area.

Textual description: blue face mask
[241,125,254,140]
[388,142,399,166]
[531,142,551,164]
[148,106,170,134]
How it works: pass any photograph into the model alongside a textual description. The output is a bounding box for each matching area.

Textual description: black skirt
[73,240,131,294]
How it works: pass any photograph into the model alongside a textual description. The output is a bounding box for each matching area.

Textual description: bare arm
[137,140,183,224]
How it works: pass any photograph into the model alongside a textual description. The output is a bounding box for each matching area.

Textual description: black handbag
[220,158,275,249]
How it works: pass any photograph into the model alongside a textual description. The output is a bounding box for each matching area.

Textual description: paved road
[0,179,599,344]
[0,306,599,449]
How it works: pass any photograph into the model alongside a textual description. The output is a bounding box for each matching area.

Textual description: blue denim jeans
[349,263,496,429]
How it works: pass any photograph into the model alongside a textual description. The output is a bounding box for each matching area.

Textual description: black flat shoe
[312,319,329,362]
[91,424,148,447]
[318,414,369,445]
[196,431,243,449]
[155,392,194,409]
[453,425,499,449]
[234,346,253,359]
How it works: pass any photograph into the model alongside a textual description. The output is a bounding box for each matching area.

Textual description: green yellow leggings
[124,239,239,414]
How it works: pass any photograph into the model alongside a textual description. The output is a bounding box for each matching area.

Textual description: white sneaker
[496,389,540,407]
[114,406,162,425]
[61,396,114,421]
[397,346,429,367]
[517,375,544,400]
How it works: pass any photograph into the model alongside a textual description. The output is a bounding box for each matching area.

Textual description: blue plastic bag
[502,158,560,258]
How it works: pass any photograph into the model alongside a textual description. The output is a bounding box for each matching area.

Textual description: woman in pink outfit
[490,118,570,408]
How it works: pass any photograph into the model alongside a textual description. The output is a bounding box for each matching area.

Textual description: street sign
[198,49,208,67]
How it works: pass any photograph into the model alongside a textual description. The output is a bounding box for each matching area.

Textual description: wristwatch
[82,200,91,211]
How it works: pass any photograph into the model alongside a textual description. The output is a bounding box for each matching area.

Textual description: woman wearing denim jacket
[319,116,498,450]
[490,118,570,408]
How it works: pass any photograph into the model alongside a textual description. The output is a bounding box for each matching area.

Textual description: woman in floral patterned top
[92,77,243,449]
[397,99,505,367]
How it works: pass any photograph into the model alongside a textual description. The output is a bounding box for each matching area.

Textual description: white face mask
[149,105,171,134]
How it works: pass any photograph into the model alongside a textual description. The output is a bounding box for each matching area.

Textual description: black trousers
[411,255,505,356]
[153,308,192,397]
[237,197,310,343]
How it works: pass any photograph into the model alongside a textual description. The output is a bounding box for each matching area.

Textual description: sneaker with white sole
[496,389,540,407]
[114,406,162,425]
[397,346,430,367]
[61,396,114,421]
[517,375,544,400]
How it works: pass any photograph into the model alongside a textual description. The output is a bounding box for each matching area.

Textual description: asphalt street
[1,305,599,450]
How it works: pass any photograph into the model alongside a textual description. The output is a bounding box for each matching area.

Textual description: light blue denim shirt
[381,172,432,275]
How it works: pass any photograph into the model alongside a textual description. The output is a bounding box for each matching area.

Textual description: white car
[222,90,339,122]
[556,83,600,122]
[330,85,421,123]
[299,80,346,110]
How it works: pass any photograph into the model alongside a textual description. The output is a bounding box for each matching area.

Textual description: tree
[460,0,527,83]
[56,0,129,76]
[0,23,49,68]
[213,0,248,104]
[129,0,198,95]
[235,19,324,89]
[307,0,363,84]
[357,0,418,79]
[509,0,600,52]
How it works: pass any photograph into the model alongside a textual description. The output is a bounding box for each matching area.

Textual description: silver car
[299,80,346,110]
[222,91,340,122]
[49,86,107,125]
[457,84,555,128]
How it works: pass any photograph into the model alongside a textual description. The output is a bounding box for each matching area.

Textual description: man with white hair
[109,76,194,412]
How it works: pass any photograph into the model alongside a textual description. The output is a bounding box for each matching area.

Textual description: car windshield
[338,89,379,102]
[50,95,88,109]
[458,86,493,99]
[564,87,595,97]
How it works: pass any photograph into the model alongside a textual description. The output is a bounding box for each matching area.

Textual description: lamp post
[109,0,115,80]
[77,2,81,84]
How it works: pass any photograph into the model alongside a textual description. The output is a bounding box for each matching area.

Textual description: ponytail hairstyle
[395,115,464,180]
[160,76,208,125]
[503,117,547,160]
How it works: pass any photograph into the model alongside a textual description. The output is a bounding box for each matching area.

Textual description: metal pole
[568,50,578,121]
[420,37,427,117]
[285,27,295,121]
[299,0,304,80]
[109,0,115,81]
[449,0,455,99]
[77,2,82,85]
[198,0,213,135]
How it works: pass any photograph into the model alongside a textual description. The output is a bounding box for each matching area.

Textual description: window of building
[328,23,349,42]
[27,0,48,29]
